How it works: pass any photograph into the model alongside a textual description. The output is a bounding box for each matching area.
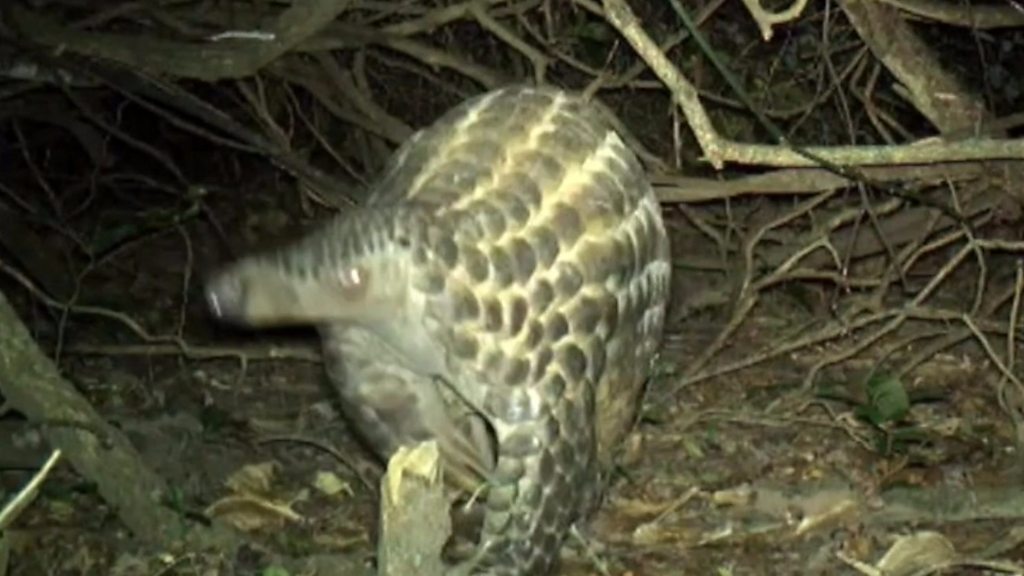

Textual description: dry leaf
[314,471,354,498]
[204,494,303,532]
[224,461,281,495]
[876,531,956,576]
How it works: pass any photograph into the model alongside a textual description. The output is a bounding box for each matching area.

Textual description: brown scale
[203,85,672,576]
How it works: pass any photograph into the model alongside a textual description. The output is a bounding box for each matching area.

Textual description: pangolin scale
[205,85,672,575]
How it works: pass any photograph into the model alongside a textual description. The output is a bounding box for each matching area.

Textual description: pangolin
[204,85,672,575]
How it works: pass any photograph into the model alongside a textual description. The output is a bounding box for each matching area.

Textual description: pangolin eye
[337,265,369,299]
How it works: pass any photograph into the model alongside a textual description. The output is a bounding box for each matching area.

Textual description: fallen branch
[0,289,234,549]
[6,0,356,81]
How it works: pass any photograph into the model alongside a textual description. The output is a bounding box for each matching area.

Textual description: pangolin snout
[204,267,248,323]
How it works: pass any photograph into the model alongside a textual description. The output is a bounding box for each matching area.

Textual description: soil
[3,157,1021,576]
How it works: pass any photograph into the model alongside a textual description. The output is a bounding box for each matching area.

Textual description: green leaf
[863,373,910,425]
[575,21,615,42]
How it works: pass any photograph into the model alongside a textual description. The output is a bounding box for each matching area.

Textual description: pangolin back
[205,85,672,575]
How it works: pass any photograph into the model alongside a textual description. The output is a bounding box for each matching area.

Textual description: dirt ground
[4,151,1023,575]
[1,4,1023,573]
